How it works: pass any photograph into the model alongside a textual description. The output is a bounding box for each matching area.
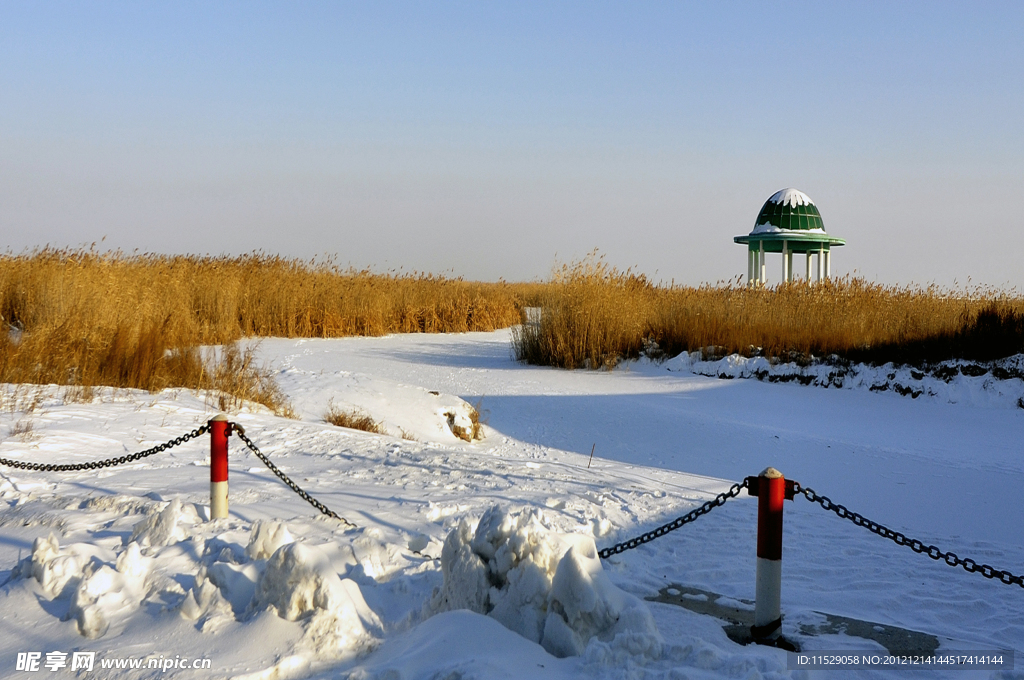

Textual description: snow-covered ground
[1,330,1021,679]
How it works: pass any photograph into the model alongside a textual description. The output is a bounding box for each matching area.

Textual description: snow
[427,505,662,658]
[766,188,814,208]
[665,350,1024,410]
[1,330,1021,679]
[749,223,827,235]
[251,542,381,658]
[131,497,199,548]
[247,520,295,561]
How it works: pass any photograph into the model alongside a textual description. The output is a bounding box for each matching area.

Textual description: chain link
[795,482,1024,589]
[409,548,440,562]
[598,479,748,560]
[12,421,1017,591]
[0,425,209,472]
[231,424,357,529]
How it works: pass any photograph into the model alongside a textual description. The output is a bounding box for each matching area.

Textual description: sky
[1,1,1022,287]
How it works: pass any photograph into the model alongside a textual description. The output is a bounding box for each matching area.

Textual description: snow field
[0,330,1021,679]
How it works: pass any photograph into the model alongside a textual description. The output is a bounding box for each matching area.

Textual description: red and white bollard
[754,467,784,638]
[209,415,229,520]
[746,467,796,642]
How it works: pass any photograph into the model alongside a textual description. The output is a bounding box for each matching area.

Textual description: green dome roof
[753,188,824,233]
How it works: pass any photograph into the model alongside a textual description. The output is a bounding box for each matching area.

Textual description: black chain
[409,549,440,562]
[231,424,357,529]
[795,483,1024,589]
[0,425,209,472]
[598,479,748,560]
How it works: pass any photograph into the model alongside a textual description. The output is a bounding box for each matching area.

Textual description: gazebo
[734,188,844,286]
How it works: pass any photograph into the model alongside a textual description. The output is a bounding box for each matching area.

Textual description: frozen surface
[0,330,1021,679]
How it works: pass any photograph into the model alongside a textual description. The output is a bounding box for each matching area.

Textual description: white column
[759,241,766,285]
[817,246,824,281]
[786,251,794,283]
[747,249,754,286]
[781,241,789,283]
[211,481,228,519]
[755,558,783,636]
[805,252,812,281]
[825,250,831,280]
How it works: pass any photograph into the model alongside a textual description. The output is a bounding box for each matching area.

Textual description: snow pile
[14,534,155,638]
[429,506,662,659]
[129,498,201,548]
[67,542,150,638]
[176,526,383,658]
[247,519,295,560]
[665,350,1024,408]
[15,502,380,656]
[179,565,235,629]
[271,349,486,443]
[18,533,83,598]
[253,542,382,657]
[442,401,482,441]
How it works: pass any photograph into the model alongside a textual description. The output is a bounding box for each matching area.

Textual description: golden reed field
[0,249,532,414]
[512,256,1024,369]
[2,249,1023,412]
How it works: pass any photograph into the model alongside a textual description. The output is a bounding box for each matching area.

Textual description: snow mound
[67,557,144,638]
[275,356,485,443]
[441,400,482,441]
[247,519,295,560]
[350,529,399,580]
[253,542,382,656]
[19,533,83,598]
[129,498,201,548]
[180,566,235,629]
[207,560,262,615]
[14,535,153,638]
[429,506,662,659]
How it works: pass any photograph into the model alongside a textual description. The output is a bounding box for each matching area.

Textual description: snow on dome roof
[752,188,825,233]
[767,188,814,208]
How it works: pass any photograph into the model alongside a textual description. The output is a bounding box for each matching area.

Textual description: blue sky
[2,2,1022,286]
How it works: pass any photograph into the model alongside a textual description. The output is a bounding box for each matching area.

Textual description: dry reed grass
[7,248,1018,403]
[9,418,34,440]
[513,255,1024,369]
[323,403,387,435]
[0,248,529,413]
[445,403,484,442]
